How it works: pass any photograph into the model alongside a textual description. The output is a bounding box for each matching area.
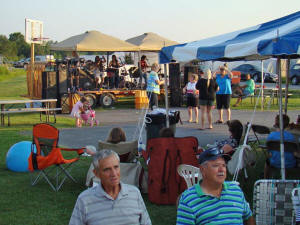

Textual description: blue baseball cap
[198,148,231,164]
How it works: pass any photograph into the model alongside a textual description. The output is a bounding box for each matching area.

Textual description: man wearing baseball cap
[176,148,255,225]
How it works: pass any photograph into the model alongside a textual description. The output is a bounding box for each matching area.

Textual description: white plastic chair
[177,164,201,188]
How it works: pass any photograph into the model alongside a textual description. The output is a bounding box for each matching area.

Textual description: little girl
[70,96,88,127]
[81,104,99,127]
[183,73,199,123]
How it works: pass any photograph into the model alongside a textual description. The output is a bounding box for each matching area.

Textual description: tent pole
[106,52,109,68]
[164,64,169,128]
[277,58,285,180]
[261,60,264,111]
[284,58,290,114]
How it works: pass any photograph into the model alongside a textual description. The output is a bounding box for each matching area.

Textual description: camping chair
[177,164,201,189]
[85,140,145,190]
[249,124,270,149]
[265,140,299,178]
[291,187,300,224]
[253,179,300,225]
[28,123,84,191]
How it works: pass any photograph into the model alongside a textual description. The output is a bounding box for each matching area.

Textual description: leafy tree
[9,32,30,58]
[0,35,18,58]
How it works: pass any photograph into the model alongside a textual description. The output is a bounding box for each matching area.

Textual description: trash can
[145,111,179,141]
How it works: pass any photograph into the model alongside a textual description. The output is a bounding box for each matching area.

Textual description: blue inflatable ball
[6,141,36,172]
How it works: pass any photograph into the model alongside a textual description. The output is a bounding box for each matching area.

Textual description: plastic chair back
[177,164,201,188]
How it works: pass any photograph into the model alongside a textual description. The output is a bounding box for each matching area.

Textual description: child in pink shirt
[70,96,88,127]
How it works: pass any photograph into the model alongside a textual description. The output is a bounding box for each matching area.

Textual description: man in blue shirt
[213,64,233,124]
[146,63,164,110]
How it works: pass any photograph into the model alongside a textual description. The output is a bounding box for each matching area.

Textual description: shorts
[187,94,199,107]
[216,94,231,109]
[72,111,81,118]
[199,99,214,106]
[241,90,252,99]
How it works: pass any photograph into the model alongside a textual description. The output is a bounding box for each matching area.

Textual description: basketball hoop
[32,37,49,44]
[25,18,44,44]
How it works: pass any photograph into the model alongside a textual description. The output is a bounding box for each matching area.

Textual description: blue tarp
[160,11,300,63]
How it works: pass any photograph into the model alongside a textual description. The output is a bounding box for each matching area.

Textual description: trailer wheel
[100,93,115,108]
[84,94,97,108]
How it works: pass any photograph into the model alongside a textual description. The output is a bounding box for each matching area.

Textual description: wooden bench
[0,99,61,126]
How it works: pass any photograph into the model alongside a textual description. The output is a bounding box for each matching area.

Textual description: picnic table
[0,99,61,126]
[250,87,292,107]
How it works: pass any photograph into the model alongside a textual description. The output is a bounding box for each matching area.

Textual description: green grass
[0,69,299,225]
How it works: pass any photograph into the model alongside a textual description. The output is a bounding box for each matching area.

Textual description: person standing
[213,65,233,124]
[70,96,89,128]
[69,149,152,225]
[94,56,106,89]
[196,69,219,129]
[146,63,164,110]
[109,55,121,89]
[177,149,255,225]
[183,73,199,123]
[140,55,149,89]
[264,114,297,178]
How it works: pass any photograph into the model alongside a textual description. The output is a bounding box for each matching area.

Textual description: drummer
[108,55,121,89]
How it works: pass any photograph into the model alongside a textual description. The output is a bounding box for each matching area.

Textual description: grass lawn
[0,68,299,225]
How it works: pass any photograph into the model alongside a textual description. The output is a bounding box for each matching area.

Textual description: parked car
[232,63,278,83]
[13,58,30,68]
[289,63,300,85]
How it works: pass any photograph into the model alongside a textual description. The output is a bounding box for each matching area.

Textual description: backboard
[25,18,43,44]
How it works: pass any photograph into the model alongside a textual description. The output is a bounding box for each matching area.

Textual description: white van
[35,55,55,63]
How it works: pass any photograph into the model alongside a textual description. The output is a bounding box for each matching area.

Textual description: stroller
[80,105,99,127]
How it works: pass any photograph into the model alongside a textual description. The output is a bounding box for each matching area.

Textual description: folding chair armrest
[60,148,85,155]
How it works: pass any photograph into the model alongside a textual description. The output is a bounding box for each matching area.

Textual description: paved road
[58,108,299,149]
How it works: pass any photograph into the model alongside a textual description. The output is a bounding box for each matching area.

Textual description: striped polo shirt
[69,182,151,225]
[176,181,252,225]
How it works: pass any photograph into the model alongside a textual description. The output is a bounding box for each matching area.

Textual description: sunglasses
[206,148,224,157]
[220,68,225,71]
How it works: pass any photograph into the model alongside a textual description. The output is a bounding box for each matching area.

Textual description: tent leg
[164,64,169,128]
[277,58,285,180]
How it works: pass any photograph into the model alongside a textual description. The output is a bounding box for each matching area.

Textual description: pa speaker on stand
[169,63,183,107]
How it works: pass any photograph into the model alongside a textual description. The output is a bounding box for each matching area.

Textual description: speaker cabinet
[42,71,57,100]
[57,69,68,94]
[169,63,183,107]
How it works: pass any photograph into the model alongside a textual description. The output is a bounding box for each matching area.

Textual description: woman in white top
[183,73,199,123]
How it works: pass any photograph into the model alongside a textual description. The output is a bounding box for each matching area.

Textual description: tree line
[0,32,134,64]
[0,32,66,61]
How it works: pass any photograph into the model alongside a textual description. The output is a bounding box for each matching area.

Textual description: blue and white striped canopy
[160,11,300,63]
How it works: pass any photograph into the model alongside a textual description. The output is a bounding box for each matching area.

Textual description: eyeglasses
[220,68,225,71]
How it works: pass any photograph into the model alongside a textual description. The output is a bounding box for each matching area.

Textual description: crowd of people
[67,56,300,224]
[180,63,256,130]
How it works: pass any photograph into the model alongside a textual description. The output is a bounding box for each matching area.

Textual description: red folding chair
[28,123,84,191]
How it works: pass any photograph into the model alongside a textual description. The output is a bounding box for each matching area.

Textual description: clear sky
[1,0,299,43]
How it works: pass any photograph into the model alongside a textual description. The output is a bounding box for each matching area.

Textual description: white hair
[92,149,120,171]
